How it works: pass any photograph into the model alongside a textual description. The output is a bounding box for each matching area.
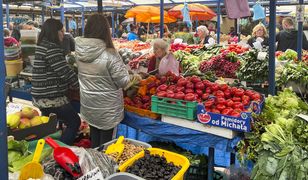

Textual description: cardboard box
[162,115,237,139]
[8,113,58,141]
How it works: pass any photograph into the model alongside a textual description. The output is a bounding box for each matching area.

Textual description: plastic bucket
[5,59,23,77]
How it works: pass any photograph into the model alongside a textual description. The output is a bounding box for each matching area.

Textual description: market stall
[1,0,308,180]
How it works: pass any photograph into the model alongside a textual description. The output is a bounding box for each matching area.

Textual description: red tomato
[232,97,242,102]
[186,82,194,89]
[175,86,185,93]
[205,87,212,94]
[219,84,229,91]
[230,111,241,117]
[214,90,225,98]
[158,84,168,92]
[221,108,232,115]
[211,108,221,114]
[242,95,250,102]
[195,89,203,97]
[184,93,195,101]
[185,89,194,94]
[226,99,234,107]
[177,78,188,87]
[174,92,185,100]
[233,102,244,110]
[195,82,205,90]
[202,93,210,100]
[216,104,226,111]
[204,100,215,107]
[217,97,226,105]
[157,91,167,97]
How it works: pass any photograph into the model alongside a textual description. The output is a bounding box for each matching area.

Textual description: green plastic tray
[151,96,197,120]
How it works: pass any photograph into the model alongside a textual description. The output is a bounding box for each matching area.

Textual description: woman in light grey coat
[75,14,130,148]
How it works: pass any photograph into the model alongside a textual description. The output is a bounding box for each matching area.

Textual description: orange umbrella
[168,3,216,21]
[125,6,161,19]
[136,14,177,24]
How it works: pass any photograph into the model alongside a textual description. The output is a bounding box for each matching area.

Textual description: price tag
[77,167,104,180]
[6,103,23,115]
[174,38,183,44]
[257,52,267,60]
[296,5,305,22]
[296,114,308,123]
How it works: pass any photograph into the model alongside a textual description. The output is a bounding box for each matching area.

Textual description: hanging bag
[253,3,266,21]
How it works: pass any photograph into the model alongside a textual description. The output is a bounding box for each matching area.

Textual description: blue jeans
[40,103,81,145]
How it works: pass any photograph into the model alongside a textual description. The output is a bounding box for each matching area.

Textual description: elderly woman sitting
[197,25,216,47]
[147,39,179,75]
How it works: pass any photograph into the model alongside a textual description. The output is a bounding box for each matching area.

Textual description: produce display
[105,141,146,166]
[277,62,308,88]
[200,50,241,78]
[170,43,202,52]
[7,107,49,130]
[126,150,181,180]
[124,75,159,110]
[237,89,308,180]
[275,49,298,62]
[8,138,52,172]
[222,44,249,55]
[237,48,269,82]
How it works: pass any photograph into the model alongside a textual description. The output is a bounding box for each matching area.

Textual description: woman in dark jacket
[31,19,81,145]
[247,24,269,48]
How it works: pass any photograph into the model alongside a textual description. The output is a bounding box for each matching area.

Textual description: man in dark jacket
[276,17,308,51]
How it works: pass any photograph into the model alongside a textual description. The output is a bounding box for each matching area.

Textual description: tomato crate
[151,96,197,121]
[125,105,160,119]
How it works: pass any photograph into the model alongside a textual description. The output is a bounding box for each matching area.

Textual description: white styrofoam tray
[162,115,237,139]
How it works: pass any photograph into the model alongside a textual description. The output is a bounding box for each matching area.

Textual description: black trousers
[40,103,81,146]
[90,126,114,148]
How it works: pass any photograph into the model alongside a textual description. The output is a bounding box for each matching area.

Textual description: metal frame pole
[98,0,103,13]
[268,0,276,95]
[112,11,115,38]
[216,0,221,44]
[297,0,304,60]
[160,0,164,38]
[0,0,9,178]
[42,6,45,24]
[6,3,9,28]
[81,6,85,36]
[60,0,65,24]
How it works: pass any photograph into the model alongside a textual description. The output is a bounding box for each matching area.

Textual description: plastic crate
[125,105,160,119]
[151,96,197,121]
[119,148,190,180]
[98,138,152,151]
[105,172,145,180]
[184,164,207,180]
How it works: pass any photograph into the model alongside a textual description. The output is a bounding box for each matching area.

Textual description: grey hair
[197,25,209,35]
[152,38,169,53]
[4,28,10,37]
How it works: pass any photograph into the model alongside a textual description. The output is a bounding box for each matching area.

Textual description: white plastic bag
[158,53,179,76]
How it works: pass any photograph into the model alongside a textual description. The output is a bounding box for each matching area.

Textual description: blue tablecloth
[117,112,242,167]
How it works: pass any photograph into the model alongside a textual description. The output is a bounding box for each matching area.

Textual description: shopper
[31,19,81,146]
[116,24,124,38]
[75,14,130,148]
[127,26,139,41]
[276,17,308,51]
[62,30,75,56]
[11,23,21,42]
[197,25,216,47]
[147,39,179,75]
[247,24,269,48]
[68,16,77,37]
[3,28,19,47]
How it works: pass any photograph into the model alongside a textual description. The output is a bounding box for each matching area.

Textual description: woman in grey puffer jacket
[75,14,130,148]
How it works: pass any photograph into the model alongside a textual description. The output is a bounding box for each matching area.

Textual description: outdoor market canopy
[168,3,216,21]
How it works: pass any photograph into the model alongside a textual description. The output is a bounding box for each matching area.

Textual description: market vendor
[147,39,179,75]
[247,24,269,48]
[196,25,216,47]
